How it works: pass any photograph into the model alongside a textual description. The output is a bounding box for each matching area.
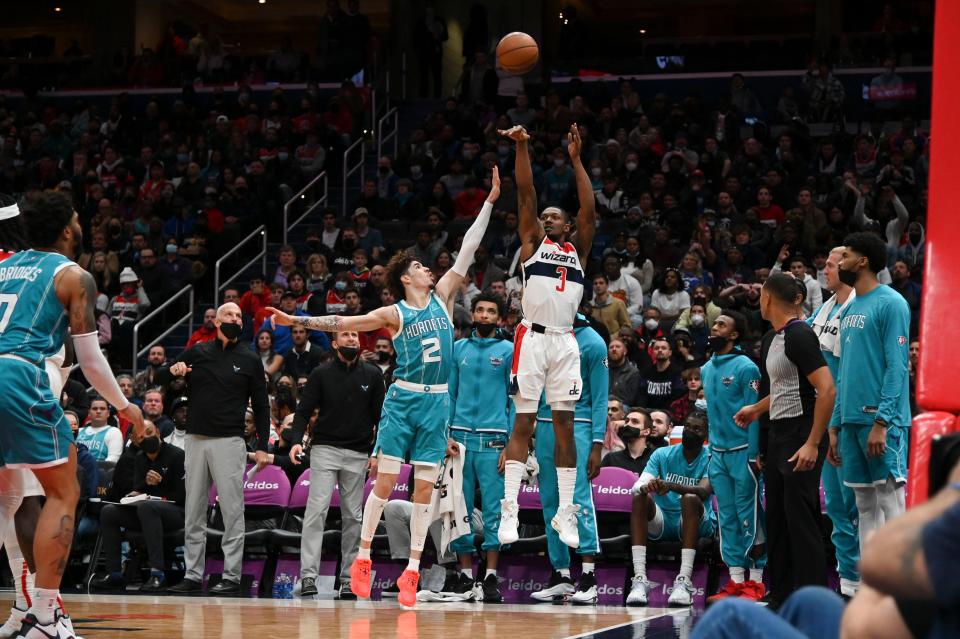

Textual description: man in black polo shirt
[735,273,836,608]
[162,302,271,595]
[288,330,385,599]
[601,410,655,475]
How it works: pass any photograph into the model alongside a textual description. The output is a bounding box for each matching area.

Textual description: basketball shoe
[706,580,743,604]
[551,504,580,549]
[397,570,420,608]
[497,500,519,545]
[667,575,696,607]
[349,558,373,599]
[570,571,597,605]
[530,571,575,602]
[626,576,653,606]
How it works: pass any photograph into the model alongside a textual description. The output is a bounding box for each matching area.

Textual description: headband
[0,203,19,221]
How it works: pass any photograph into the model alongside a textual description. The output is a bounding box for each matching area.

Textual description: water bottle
[282,574,294,599]
[273,573,291,599]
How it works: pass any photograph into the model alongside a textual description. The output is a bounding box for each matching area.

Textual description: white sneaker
[14,613,59,639]
[0,606,26,638]
[530,571,575,602]
[57,611,81,639]
[569,572,597,605]
[550,504,580,549]
[667,575,696,607]
[626,576,653,606]
[497,500,519,545]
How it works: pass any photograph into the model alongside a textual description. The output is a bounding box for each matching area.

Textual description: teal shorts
[648,503,717,542]
[0,358,72,469]
[374,384,450,466]
[839,424,908,487]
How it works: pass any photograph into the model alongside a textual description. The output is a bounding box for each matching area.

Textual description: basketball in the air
[496,32,539,74]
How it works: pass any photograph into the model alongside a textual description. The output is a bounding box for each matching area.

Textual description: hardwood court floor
[15,595,683,639]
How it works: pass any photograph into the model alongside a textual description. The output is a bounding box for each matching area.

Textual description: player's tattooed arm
[56,266,98,334]
[294,315,343,332]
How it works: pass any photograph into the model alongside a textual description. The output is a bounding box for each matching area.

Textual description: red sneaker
[397,569,420,608]
[350,558,373,599]
[738,580,767,602]
[706,579,743,604]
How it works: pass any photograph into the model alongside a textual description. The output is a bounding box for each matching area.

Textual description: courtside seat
[271,468,341,553]
[207,465,291,551]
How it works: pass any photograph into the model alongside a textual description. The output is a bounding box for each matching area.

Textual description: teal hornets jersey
[76,426,113,462]
[701,349,760,456]
[833,285,911,429]
[645,443,713,516]
[0,249,74,365]
[392,293,454,386]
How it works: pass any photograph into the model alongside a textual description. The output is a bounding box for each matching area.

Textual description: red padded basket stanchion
[906,412,957,507]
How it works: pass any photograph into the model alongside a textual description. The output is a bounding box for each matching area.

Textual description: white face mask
[644,318,659,331]
[694,399,708,411]
[625,161,638,172]
[553,158,565,168]
[691,313,705,326]
[590,167,602,178]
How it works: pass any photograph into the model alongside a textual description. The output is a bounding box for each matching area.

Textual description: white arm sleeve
[72,331,129,410]
[450,200,494,277]
[631,472,657,495]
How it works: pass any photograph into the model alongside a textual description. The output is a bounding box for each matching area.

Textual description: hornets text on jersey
[391,292,454,386]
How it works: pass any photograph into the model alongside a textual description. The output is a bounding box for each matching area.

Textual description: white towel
[429,443,471,555]
[811,290,856,357]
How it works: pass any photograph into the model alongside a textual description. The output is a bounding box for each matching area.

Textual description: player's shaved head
[217,302,242,321]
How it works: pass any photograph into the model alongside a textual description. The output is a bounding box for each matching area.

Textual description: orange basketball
[496,32,539,75]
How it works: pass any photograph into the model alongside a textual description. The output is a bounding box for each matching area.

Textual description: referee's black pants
[764,417,828,600]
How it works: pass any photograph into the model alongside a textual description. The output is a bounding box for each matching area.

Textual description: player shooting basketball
[496,123,596,550]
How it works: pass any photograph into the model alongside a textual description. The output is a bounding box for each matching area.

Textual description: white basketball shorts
[511,321,582,412]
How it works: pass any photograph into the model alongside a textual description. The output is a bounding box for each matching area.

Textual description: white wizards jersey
[520,237,585,329]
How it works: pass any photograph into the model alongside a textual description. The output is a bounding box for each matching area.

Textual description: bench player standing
[497,123,596,550]
[268,169,500,608]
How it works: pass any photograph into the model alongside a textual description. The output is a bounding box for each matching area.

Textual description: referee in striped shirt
[735,273,836,608]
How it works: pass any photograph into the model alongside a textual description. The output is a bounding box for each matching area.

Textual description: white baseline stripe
[563,611,680,639]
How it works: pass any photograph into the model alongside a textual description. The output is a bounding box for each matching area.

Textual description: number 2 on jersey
[422,337,442,363]
[555,266,567,292]
[0,293,18,332]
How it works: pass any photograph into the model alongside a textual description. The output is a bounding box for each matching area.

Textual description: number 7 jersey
[392,292,454,386]
[521,237,585,330]
[0,249,75,365]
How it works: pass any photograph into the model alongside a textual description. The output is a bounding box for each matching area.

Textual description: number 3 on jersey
[0,293,18,332]
[555,266,567,292]
[422,337,442,363]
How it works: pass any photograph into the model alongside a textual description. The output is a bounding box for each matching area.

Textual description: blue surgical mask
[694,399,708,411]
[334,281,347,291]
[177,153,189,163]
[277,152,289,161]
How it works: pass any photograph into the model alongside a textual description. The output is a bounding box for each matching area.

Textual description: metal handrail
[214,225,267,301]
[282,171,328,245]
[341,136,365,217]
[401,53,407,100]
[377,107,399,162]
[131,285,194,377]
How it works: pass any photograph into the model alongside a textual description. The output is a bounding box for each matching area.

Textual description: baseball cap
[352,207,369,219]
[58,180,73,191]
[281,289,298,300]
[171,396,189,412]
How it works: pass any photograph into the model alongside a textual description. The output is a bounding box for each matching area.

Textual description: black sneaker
[381,581,400,598]
[338,585,357,600]
[479,574,502,603]
[139,574,167,592]
[570,571,598,605]
[91,573,125,591]
[300,577,318,597]
[530,571,575,602]
[167,578,202,594]
[440,573,476,601]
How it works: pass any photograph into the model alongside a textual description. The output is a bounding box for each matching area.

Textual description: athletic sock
[749,567,763,583]
[631,545,647,580]
[877,477,906,522]
[485,569,497,579]
[409,502,433,553]
[680,549,696,580]
[839,578,860,597]
[460,568,473,579]
[357,547,371,561]
[557,467,576,509]
[406,559,420,573]
[4,533,30,609]
[729,567,745,584]
[30,589,58,626]
[360,493,388,544]
[503,460,525,503]
[558,569,570,579]
[581,562,594,576]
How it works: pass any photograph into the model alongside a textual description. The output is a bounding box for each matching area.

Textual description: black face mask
[220,322,242,340]
[909,233,921,244]
[338,346,359,361]
[707,335,729,352]
[473,322,497,338]
[341,238,356,250]
[377,351,391,363]
[837,266,858,287]
[617,426,643,442]
[140,436,161,454]
[682,429,704,450]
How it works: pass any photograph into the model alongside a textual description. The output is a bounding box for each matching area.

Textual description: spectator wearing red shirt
[253,284,285,334]
[752,185,785,228]
[454,177,488,219]
[186,307,219,348]
[240,274,272,319]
